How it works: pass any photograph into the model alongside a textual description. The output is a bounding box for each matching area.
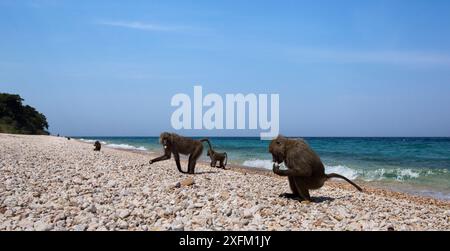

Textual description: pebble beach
[0,134,449,231]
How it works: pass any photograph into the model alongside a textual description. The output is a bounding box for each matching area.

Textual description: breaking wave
[78,138,107,144]
[242,159,273,169]
[77,138,147,151]
[241,159,433,182]
[325,165,359,180]
[106,144,148,151]
[363,168,421,181]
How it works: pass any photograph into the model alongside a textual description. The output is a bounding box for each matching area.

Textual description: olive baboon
[204,140,228,169]
[269,135,362,201]
[149,132,209,174]
[94,141,101,151]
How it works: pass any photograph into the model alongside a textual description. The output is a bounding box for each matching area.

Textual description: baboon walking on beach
[204,140,228,169]
[94,141,101,151]
[149,132,210,174]
[269,135,363,201]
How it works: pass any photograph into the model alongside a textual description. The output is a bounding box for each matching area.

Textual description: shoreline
[77,138,450,203]
[1,133,449,230]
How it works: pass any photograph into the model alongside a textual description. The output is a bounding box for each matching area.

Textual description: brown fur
[269,135,362,201]
[204,140,228,169]
[149,132,207,174]
[93,141,101,151]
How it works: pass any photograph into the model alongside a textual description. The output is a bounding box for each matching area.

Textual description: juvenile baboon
[269,135,362,201]
[94,141,101,151]
[204,140,228,169]
[149,132,209,174]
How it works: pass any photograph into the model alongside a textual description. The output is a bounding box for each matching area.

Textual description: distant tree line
[0,93,49,135]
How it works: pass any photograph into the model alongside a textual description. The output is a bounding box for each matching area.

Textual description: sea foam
[242,159,360,180]
[242,159,273,169]
[241,158,429,182]
[78,138,148,151]
[325,165,359,180]
[106,144,148,151]
[79,138,107,144]
[364,168,421,181]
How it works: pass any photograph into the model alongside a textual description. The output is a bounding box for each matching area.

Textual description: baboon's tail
[224,152,228,168]
[326,173,363,192]
[200,138,213,151]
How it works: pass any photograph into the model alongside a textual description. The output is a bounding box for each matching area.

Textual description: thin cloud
[289,48,450,66]
[96,20,194,33]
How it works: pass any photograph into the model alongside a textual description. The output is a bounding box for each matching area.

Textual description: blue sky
[1,0,450,137]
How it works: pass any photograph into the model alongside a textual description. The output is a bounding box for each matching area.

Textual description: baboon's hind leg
[280,176,301,199]
[188,145,203,174]
[297,184,311,201]
[187,154,198,174]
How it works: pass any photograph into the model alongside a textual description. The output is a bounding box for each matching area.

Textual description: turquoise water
[77,137,450,200]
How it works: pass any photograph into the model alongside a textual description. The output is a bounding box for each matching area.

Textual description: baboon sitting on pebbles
[93,141,101,151]
[269,135,363,201]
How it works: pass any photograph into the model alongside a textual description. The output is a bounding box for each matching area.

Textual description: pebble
[175,177,195,188]
[117,209,131,219]
[193,203,204,208]
[86,204,97,214]
[117,220,129,229]
[243,209,253,219]
[73,224,87,231]
[34,221,53,231]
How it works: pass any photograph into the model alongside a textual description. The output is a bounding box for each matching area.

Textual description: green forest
[0,93,49,135]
